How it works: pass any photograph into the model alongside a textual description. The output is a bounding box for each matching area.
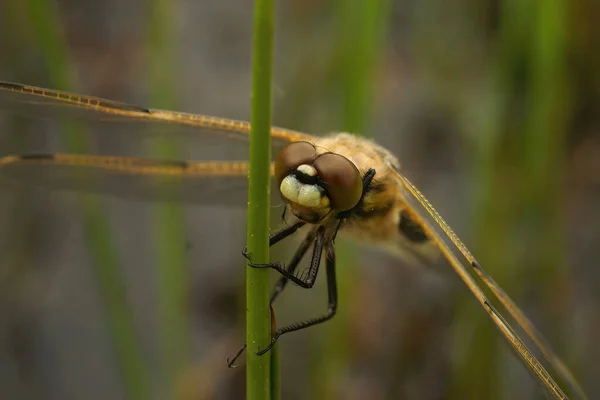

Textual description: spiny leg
[268,220,306,246]
[270,229,317,304]
[228,228,324,368]
[361,168,376,194]
[261,226,324,288]
[253,242,337,356]
[231,168,370,366]
[242,220,306,259]
[247,225,325,290]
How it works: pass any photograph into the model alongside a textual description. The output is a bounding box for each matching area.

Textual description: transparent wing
[390,165,587,400]
[0,81,314,152]
[0,154,275,205]
[0,81,314,203]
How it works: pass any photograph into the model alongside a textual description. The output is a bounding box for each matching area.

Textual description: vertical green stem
[147,0,190,394]
[337,0,389,132]
[315,1,390,398]
[523,0,578,394]
[23,1,150,399]
[246,0,274,398]
[458,0,573,398]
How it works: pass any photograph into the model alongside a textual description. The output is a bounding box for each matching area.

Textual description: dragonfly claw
[247,260,272,269]
[242,246,251,259]
[227,343,247,368]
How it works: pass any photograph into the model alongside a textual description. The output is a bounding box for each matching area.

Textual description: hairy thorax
[302,133,435,263]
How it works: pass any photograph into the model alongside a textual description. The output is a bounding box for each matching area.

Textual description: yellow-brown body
[289,133,436,263]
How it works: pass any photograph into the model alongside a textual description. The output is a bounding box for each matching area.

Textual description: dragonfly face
[0,81,587,400]
[275,141,363,223]
[269,133,434,265]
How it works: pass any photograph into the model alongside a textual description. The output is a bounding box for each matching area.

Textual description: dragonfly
[0,81,587,400]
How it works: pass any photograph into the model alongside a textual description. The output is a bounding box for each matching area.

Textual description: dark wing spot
[19,154,55,160]
[156,159,190,169]
[398,210,428,243]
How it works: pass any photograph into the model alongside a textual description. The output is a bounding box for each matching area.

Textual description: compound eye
[274,141,317,184]
[313,153,362,212]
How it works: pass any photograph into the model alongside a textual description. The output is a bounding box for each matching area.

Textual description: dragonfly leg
[361,168,376,194]
[229,226,339,366]
[270,229,317,304]
[242,220,306,260]
[252,243,337,356]
[249,227,324,288]
[227,343,247,368]
[228,228,320,368]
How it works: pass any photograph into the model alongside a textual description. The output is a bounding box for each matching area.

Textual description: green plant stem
[456,1,573,398]
[147,0,190,394]
[246,0,275,398]
[337,0,389,133]
[315,1,389,398]
[24,1,150,399]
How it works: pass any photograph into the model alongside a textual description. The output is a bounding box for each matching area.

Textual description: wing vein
[392,166,575,400]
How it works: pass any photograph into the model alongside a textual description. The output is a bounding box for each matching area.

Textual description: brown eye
[274,141,317,184]
[313,153,362,212]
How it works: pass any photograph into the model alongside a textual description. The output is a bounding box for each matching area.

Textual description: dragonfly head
[275,141,363,224]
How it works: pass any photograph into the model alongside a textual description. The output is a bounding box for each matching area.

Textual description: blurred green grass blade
[525,0,569,188]
[457,0,579,398]
[80,197,153,400]
[336,0,390,133]
[147,0,191,393]
[24,1,151,399]
[269,344,281,400]
[523,2,586,398]
[314,1,390,398]
[246,0,274,397]
[454,1,531,397]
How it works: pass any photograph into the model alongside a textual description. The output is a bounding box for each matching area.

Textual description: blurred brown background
[0,0,599,399]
